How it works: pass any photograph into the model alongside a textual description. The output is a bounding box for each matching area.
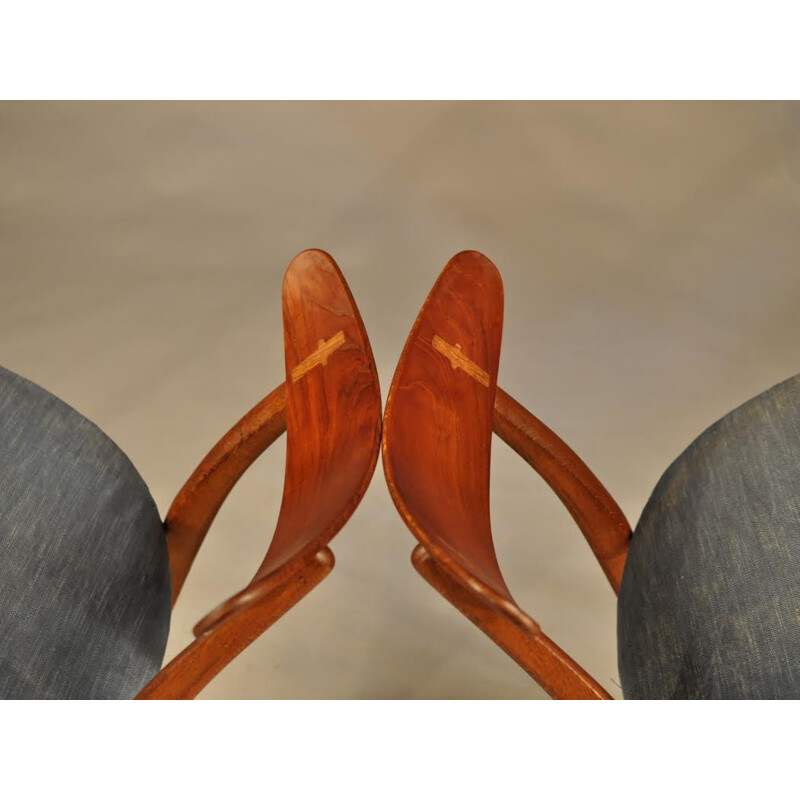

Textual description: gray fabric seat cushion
[0,366,171,699]
[618,374,800,699]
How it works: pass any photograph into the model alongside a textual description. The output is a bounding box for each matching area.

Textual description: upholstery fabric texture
[0,366,171,699]
[618,373,800,699]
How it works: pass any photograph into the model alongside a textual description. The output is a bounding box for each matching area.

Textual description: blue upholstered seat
[618,374,800,699]
[0,367,171,699]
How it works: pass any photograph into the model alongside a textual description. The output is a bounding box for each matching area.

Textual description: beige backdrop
[2,101,799,698]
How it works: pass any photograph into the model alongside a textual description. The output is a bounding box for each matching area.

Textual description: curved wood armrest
[137,548,334,699]
[493,387,631,593]
[165,382,288,604]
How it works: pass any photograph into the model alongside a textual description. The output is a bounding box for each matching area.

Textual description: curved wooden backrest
[383,251,629,699]
[257,250,383,581]
[139,249,381,698]
[382,251,522,620]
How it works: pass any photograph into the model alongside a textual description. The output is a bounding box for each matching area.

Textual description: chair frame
[383,251,631,700]
[137,249,382,699]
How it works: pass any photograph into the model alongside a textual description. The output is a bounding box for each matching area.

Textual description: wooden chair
[0,249,381,699]
[382,250,631,699]
[140,248,382,698]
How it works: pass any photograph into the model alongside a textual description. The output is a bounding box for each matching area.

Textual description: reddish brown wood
[139,249,382,699]
[253,251,382,585]
[493,388,631,592]
[165,383,287,604]
[412,546,611,699]
[137,549,334,700]
[383,250,628,699]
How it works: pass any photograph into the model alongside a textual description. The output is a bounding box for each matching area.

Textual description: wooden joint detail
[291,331,346,383]
[432,335,490,387]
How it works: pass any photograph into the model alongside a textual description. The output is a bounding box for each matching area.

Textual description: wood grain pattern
[412,546,611,699]
[137,549,334,700]
[139,249,382,699]
[165,383,287,604]
[493,388,631,592]
[383,250,629,699]
[256,249,382,583]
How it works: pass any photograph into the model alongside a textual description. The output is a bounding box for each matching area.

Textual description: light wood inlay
[432,334,490,387]
[291,331,346,383]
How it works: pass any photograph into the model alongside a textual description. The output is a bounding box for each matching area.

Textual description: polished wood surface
[383,252,517,614]
[139,249,382,699]
[165,383,287,604]
[255,252,382,583]
[137,549,334,700]
[493,388,630,592]
[412,546,611,699]
[383,250,630,699]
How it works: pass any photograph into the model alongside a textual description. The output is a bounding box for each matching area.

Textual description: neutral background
[2,101,799,698]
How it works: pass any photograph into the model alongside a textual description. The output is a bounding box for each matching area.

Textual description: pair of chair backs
[2,249,799,699]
